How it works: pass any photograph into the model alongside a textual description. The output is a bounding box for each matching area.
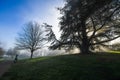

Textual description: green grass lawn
[0,58,3,62]
[1,53,120,80]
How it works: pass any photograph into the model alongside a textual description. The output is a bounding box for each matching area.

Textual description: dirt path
[0,61,13,77]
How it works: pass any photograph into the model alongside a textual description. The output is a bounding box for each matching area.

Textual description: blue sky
[0,0,64,49]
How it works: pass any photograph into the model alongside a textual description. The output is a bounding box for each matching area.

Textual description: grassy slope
[1,54,120,80]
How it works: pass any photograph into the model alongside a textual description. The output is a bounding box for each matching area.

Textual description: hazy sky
[0,0,64,49]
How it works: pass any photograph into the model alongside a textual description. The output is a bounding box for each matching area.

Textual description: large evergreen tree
[49,0,120,54]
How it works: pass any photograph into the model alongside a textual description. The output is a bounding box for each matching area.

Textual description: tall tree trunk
[81,20,90,54]
[81,39,90,54]
[30,50,34,59]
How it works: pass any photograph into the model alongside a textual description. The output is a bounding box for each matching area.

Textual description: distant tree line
[0,42,5,57]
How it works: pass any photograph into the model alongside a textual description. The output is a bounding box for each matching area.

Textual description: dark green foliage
[1,54,120,80]
[50,0,120,54]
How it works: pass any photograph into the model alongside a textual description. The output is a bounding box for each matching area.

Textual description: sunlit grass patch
[108,50,120,54]
[28,57,52,63]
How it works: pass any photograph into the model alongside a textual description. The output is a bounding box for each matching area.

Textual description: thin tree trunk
[30,50,34,59]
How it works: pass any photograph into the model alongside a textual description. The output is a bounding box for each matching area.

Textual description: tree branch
[91,35,120,45]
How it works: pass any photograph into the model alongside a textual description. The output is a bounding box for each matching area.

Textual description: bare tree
[16,21,45,58]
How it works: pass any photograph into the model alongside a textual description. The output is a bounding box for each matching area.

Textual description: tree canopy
[16,21,46,58]
[49,0,120,54]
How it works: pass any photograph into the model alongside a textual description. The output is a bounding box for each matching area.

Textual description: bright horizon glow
[0,0,64,50]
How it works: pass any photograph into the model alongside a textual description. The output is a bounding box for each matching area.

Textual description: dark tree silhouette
[16,21,45,58]
[0,47,4,57]
[0,42,5,57]
[49,0,120,54]
[44,23,60,46]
